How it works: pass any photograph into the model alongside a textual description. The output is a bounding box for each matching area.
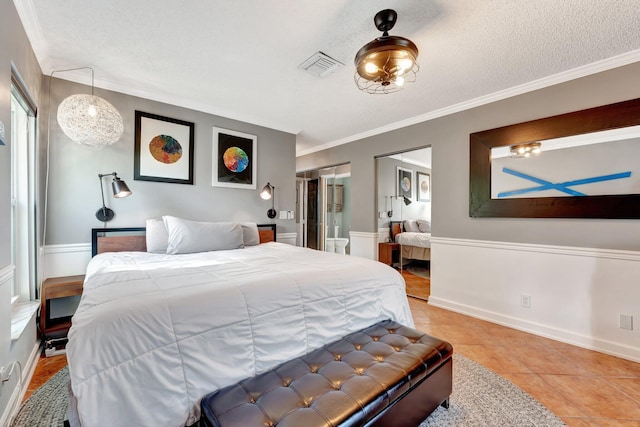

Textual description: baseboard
[0,341,40,427]
[429,295,640,363]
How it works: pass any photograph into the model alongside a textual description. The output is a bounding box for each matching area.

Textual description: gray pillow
[163,216,244,254]
[146,218,169,253]
[239,222,260,246]
[403,219,421,232]
[416,220,431,233]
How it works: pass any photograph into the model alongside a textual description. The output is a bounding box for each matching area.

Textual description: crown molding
[297,49,640,157]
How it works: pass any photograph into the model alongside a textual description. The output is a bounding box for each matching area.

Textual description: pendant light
[56,67,124,148]
[354,9,419,94]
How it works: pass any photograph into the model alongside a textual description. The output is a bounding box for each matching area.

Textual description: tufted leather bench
[200,319,453,427]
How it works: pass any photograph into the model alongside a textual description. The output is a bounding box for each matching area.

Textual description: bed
[390,219,431,263]
[66,218,413,427]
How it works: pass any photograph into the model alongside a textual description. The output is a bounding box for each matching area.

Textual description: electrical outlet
[520,294,531,308]
[619,314,633,330]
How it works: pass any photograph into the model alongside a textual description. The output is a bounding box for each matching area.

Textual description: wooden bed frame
[390,221,403,242]
[91,224,277,257]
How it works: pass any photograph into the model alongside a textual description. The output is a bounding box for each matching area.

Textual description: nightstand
[378,242,399,266]
[40,275,85,339]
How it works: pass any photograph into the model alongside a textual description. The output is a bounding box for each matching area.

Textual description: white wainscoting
[430,237,640,363]
[42,244,92,279]
[277,233,297,246]
[378,227,390,243]
[0,341,40,427]
[349,231,379,260]
[1,265,14,359]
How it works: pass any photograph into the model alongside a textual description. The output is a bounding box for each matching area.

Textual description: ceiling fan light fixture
[354,9,419,94]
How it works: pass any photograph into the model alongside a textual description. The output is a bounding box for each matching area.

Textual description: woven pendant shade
[57,94,124,148]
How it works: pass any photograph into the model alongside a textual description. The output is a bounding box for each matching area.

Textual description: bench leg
[440,398,450,409]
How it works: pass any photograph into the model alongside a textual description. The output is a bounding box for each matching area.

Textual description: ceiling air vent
[298,52,344,78]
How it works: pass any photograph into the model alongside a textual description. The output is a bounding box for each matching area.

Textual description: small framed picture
[134,111,195,185]
[417,172,431,202]
[212,127,257,189]
[397,167,413,199]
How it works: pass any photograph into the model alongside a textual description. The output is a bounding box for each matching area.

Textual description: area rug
[10,366,68,427]
[11,355,565,427]
[404,261,431,279]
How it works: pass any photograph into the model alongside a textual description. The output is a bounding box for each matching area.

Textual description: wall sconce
[391,195,412,206]
[260,182,276,219]
[510,142,542,158]
[96,172,131,222]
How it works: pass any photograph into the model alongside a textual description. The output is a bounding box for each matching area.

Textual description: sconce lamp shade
[260,183,276,218]
[112,176,132,198]
[354,9,419,94]
[57,93,124,148]
[96,172,131,222]
[403,195,412,206]
[260,183,273,200]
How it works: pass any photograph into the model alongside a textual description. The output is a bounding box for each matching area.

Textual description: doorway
[375,147,431,300]
[296,163,351,254]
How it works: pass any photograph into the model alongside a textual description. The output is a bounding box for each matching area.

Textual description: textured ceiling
[15,0,640,155]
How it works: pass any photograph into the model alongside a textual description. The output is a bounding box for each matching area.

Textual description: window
[10,77,37,303]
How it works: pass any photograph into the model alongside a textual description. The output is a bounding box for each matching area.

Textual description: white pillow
[146,218,169,253]
[403,219,421,233]
[416,220,431,233]
[162,216,244,254]
[239,222,260,246]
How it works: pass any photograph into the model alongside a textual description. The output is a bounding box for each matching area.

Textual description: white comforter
[67,242,412,427]
[395,231,432,248]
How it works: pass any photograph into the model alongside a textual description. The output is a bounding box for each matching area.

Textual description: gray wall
[42,77,297,245]
[0,0,43,418]
[298,61,640,251]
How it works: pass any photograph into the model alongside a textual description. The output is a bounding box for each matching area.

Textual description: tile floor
[26,283,640,426]
[409,298,640,426]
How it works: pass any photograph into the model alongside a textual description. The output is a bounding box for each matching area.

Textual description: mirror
[470,97,640,218]
[376,147,432,301]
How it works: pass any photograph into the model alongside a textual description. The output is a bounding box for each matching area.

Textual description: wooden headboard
[91,224,277,257]
[389,221,403,242]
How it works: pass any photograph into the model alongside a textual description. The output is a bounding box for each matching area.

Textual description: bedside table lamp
[96,172,131,222]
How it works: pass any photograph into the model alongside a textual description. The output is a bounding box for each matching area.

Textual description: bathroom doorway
[296,163,351,254]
